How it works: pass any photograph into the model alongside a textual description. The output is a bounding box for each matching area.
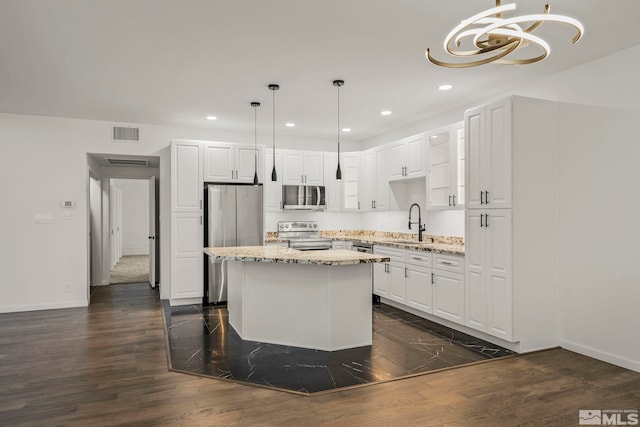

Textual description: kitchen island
[203,246,389,351]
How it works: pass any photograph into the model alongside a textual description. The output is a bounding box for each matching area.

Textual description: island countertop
[204,246,390,265]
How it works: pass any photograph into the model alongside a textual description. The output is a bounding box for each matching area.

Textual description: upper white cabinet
[388,134,426,181]
[341,152,360,211]
[171,140,203,212]
[427,122,465,210]
[264,148,283,212]
[465,98,512,209]
[203,142,264,183]
[282,150,324,185]
[360,146,389,211]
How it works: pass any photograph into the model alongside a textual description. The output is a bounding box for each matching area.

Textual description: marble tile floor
[163,302,514,395]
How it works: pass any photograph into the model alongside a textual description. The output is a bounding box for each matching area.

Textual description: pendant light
[333,79,344,180]
[251,101,260,186]
[268,84,279,181]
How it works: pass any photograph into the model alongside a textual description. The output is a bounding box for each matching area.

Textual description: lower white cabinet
[465,209,513,340]
[373,247,404,299]
[374,246,465,326]
[405,252,433,313]
[432,268,465,325]
[170,213,204,299]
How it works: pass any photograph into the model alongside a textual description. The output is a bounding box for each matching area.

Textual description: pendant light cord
[272,88,276,157]
[337,83,340,161]
[254,105,258,171]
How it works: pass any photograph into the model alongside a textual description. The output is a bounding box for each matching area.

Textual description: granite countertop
[265,230,465,256]
[204,246,390,266]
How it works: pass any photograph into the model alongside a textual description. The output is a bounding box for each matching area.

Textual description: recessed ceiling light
[206,116,217,121]
[285,123,295,127]
[438,84,453,91]
[342,128,351,132]
[381,110,392,116]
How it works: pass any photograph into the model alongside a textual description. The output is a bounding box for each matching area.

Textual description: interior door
[148,177,156,288]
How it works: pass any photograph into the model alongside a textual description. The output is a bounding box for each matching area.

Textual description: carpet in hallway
[110,255,149,284]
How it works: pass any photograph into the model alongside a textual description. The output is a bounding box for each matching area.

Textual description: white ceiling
[1,1,639,142]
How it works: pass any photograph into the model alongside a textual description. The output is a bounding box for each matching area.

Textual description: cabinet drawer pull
[440,261,452,265]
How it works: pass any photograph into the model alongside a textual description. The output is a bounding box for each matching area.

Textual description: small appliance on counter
[277,221,332,250]
[282,185,326,210]
[205,183,263,305]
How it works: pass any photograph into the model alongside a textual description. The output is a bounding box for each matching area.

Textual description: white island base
[227,261,373,351]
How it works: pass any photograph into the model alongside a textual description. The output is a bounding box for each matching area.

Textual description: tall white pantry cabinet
[170,140,204,304]
[464,96,560,352]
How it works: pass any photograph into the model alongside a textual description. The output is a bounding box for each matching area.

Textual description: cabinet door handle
[480,213,484,227]
[200,200,202,209]
[405,267,408,278]
[431,272,434,284]
[448,195,452,206]
[485,213,490,227]
[200,215,202,225]
[485,191,489,204]
[453,195,456,206]
[358,201,360,210]
[480,191,484,204]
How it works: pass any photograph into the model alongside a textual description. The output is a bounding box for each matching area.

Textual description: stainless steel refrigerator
[205,183,263,304]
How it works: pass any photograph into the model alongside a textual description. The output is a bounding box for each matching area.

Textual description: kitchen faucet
[408,203,426,242]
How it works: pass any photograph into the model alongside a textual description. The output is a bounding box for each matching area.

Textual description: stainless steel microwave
[282,185,326,210]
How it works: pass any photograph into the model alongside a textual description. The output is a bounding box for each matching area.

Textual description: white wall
[0,113,338,312]
[556,104,640,371]
[111,179,149,256]
[513,45,640,371]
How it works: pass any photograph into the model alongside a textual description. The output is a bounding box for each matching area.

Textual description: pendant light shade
[268,84,279,182]
[251,101,260,186]
[333,79,344,181]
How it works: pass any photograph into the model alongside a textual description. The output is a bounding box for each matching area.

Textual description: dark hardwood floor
[1,283,638,426]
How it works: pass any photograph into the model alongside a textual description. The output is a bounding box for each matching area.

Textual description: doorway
[109,177,156,285]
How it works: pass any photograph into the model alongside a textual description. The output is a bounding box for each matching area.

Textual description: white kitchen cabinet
[170,212,204,300]
[405,251,433,313]
[427,122,465,210]
[360,146,389,211]
[432,268,465,325]
[203,142,264,183]
[264,149,283,212]
[342,152,360,211]
[323,152,340,211]
[171,140,203,212]
[373,246,404,299]
[465,209,512,340]
[465,98,511,209]
[282,150,324,185]
[389,134,426,181]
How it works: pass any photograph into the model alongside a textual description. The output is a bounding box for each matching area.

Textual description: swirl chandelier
[427,0,584,68]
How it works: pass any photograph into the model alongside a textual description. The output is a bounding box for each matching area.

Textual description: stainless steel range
[277,221,332,251]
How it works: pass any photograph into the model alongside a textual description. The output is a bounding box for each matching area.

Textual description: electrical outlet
[64,283,72,293]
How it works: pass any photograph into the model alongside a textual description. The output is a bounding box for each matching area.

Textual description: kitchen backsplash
[264,209,464,238]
